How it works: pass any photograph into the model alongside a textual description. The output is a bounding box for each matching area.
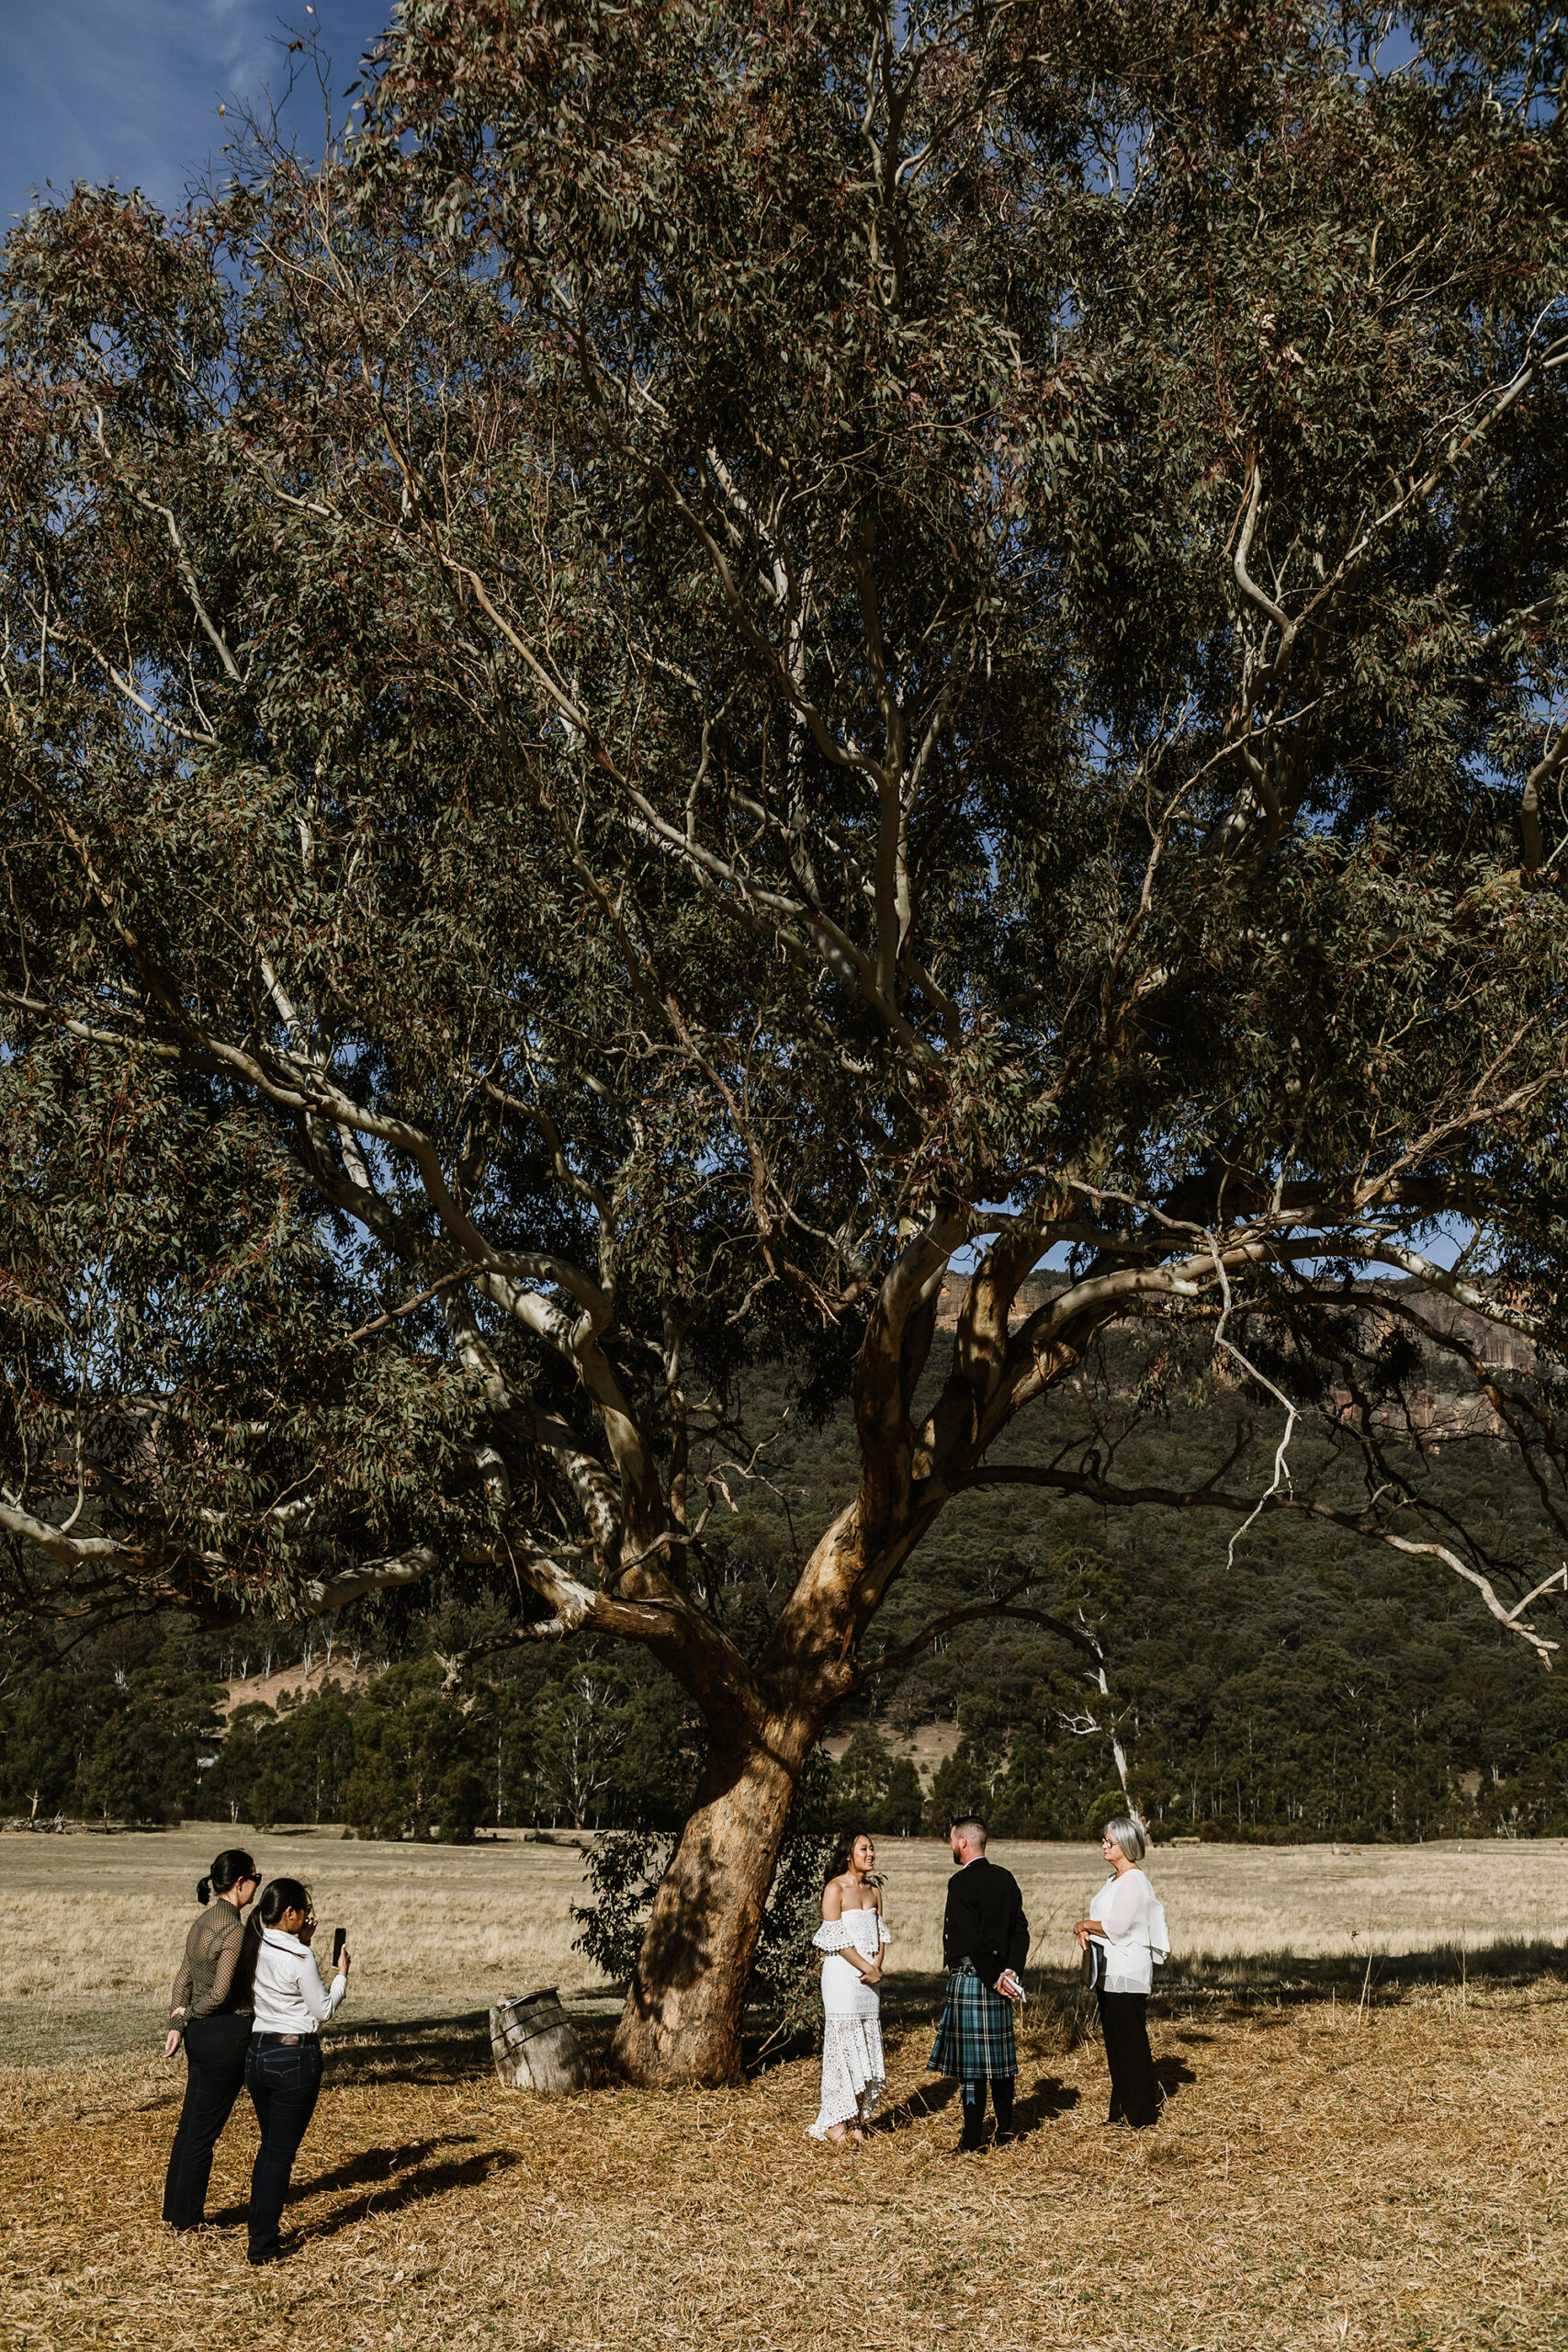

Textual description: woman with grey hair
[1073,1815,1161,2129]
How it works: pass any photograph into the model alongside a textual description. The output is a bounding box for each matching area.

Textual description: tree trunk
[610,1504,888,2086]
[490,1991,591,2095]
[611,1730,800,2086]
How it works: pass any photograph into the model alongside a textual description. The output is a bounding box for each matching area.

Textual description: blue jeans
[245,2034,323,2260]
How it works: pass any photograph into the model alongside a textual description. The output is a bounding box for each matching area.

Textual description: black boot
[990,2077,1015,2145]
[957,2086,987,2151]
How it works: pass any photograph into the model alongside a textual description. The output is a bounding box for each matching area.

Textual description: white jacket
[1089,1868,1156,1995]
[250,1928,347,2036]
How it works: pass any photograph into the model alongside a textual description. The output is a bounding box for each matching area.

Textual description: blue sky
[0,1,394,227]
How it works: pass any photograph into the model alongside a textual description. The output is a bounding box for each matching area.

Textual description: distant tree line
[0,1611,706,1843]
[6,1464,1568,1843]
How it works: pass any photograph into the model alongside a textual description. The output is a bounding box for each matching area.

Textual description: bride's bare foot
[848,2125,866,2143]
[825,2122,850,2143]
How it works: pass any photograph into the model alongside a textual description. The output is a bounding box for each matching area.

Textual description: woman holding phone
[234,1877,349,2265]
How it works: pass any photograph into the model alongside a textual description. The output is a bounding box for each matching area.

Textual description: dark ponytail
[197,1849,257,1905]
[823,1825,874,1887]
[232,1876,311,2007]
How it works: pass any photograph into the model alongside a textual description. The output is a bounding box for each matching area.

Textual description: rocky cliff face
[929,1269,1552,1444]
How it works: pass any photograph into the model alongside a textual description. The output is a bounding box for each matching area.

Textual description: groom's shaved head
[950,1816,987,1851]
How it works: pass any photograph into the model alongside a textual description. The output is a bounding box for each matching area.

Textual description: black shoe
[248,2249,283,2267]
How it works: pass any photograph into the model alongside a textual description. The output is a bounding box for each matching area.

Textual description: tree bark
[610,1728,803,2087]
[611,1506,884,2086]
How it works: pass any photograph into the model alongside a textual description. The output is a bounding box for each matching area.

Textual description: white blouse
[812,1907,890,1962]
[250,1928,347,2035]
[1089,1868,1155,1995]
[812,1906,890,2024]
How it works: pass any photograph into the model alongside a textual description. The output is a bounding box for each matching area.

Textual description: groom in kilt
[927,1816,1028,2151]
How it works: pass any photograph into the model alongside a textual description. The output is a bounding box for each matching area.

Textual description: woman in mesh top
[162,1848,259,2229]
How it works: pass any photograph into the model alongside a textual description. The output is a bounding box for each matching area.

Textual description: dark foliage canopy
[5,0,1568,1759]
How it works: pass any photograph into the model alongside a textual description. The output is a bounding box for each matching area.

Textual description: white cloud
[0,0,391,222]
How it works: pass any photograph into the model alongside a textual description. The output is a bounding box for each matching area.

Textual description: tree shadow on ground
[306,2146,521,2239]
[331,2004,621,2091]
[882,1973,953,2013]
[976,1943,1568,2011]
[1155,1936,1568,2008]
[744,2024,818,2075]
[330,2012,494,2086]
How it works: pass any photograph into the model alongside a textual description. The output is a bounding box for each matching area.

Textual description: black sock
[991,2078,1014,2136]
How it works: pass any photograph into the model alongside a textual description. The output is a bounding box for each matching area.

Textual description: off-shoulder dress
[807,1904,890,2139]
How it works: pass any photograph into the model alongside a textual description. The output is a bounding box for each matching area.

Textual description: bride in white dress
[807,1826,890,2143]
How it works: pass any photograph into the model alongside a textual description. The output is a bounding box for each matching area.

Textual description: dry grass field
[0,1826,600,2066]
[4,1825,1564,2064]
[5,1829,1568,2350]
[6,1975,1568,2351]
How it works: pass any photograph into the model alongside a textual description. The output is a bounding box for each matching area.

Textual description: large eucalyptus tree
[5,0,1568,2082]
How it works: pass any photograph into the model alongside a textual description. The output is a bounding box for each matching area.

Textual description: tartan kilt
[927,1962,1017,2081]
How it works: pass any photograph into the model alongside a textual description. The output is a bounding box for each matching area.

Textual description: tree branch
[858,1583,1106,1680]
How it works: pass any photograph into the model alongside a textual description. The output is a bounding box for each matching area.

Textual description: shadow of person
[301,2134,476,2199]
[1010,2075,1081,2139]
[1154,2053,1197,2109]
[873,2075,959,2132]
[306,2147,521,2240]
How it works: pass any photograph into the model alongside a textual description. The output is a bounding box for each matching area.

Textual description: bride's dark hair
[823,1825,874,1887]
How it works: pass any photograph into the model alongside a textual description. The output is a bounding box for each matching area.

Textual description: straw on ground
[3,1973,1567,2351]
[6,1828,1568,2348]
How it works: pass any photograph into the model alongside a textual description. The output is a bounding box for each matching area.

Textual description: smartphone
[332,1926,347,1967]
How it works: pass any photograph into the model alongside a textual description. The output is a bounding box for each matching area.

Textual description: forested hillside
[6,1292,1564,1843]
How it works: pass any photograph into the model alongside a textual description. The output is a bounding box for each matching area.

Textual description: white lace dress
[807,1905,890,2139]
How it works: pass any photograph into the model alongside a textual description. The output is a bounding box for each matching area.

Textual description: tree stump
[489,1988,590,2095]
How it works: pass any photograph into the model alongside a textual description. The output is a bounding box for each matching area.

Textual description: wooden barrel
[489,1987,590,2096]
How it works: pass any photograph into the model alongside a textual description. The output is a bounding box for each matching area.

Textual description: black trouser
[959,2075,1015,2144]
[163,2012,252,2227]
[245,2033,324,2262]
[1097,1988,1159,2127]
